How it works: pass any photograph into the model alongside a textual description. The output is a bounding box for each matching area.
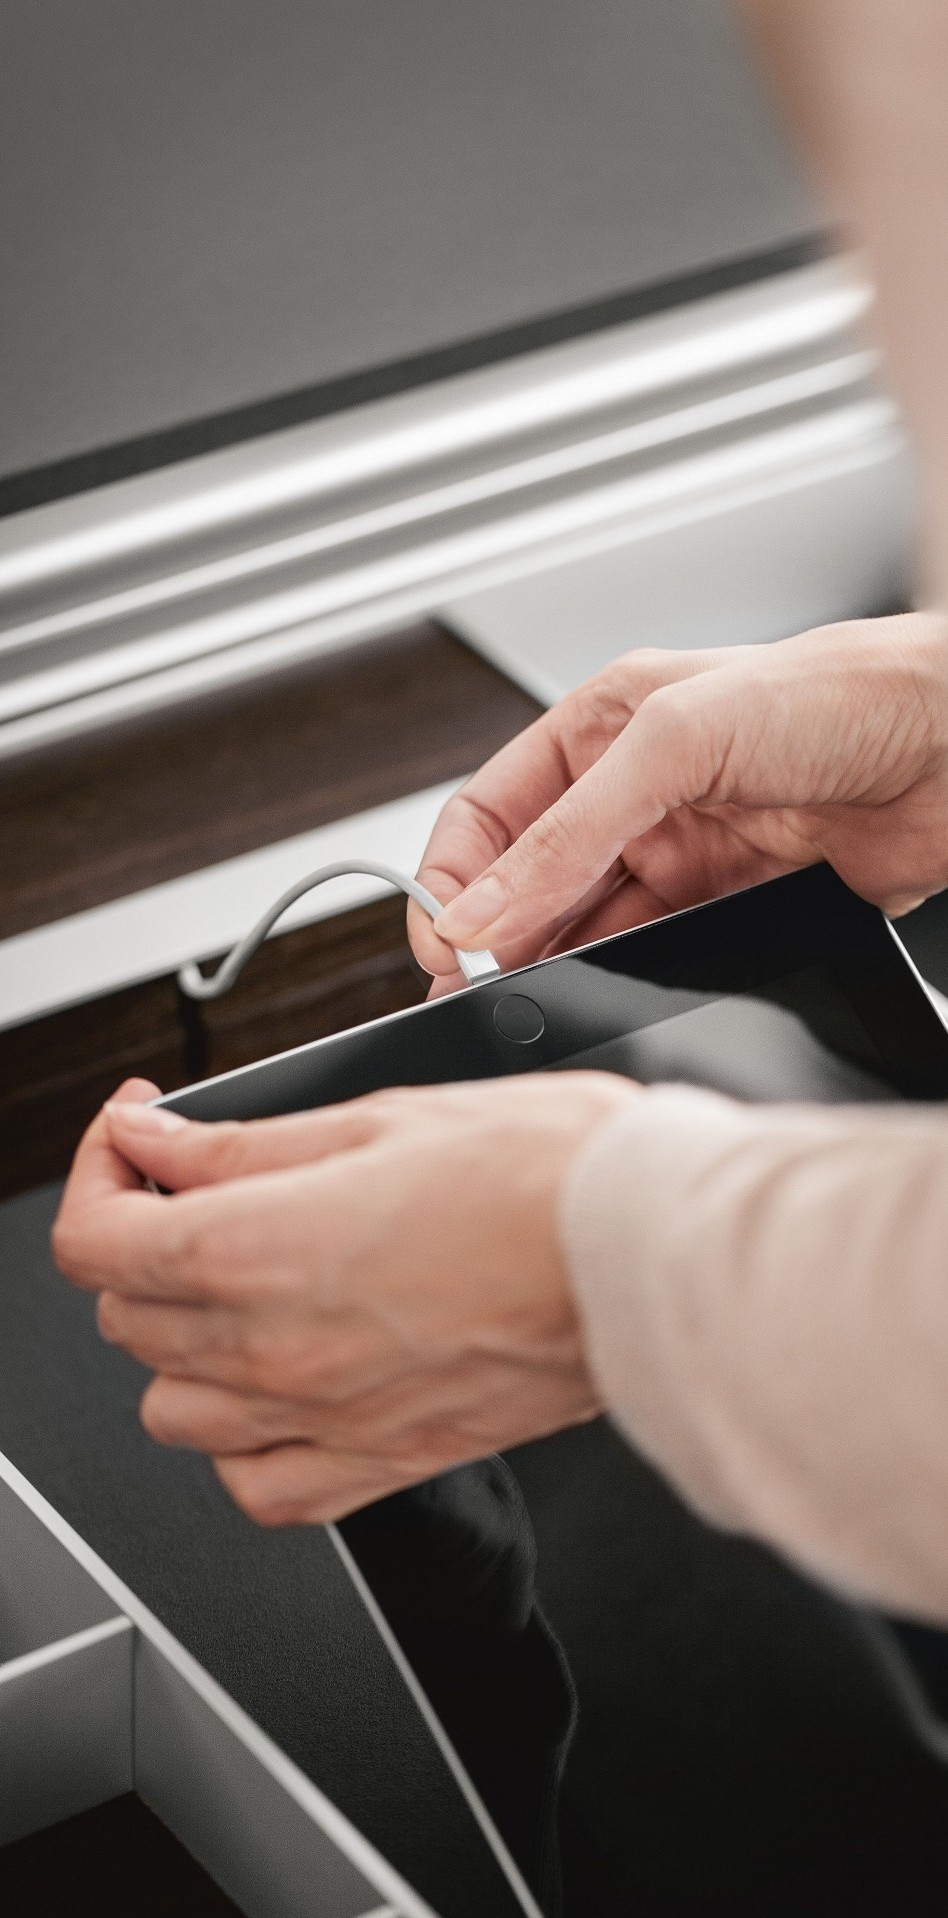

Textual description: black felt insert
[0,1182,525,1918]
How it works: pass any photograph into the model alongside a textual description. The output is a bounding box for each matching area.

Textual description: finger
[539,870,674,952]
[425,965,469,999]
[104,1090,392,1191]
[52,1078,162,1279]
[97,1291,241,1376]
[99,1287,401,1399]
[433,674,737,954]
[411,729,620,975]
[424,860,636,984]
[141,1373,435,1455]
[60,1077,160,1204]
[213,1442,428,1527]
[427,865,661,987]
[141,1375,318,1452]
[408,702,593,974]
[111,1077,163,1106]
[409,648,722,974]
[882,891,929,917]
[55,1171,300,1301]
[628,803,801,910]
[141,1346,500,1455]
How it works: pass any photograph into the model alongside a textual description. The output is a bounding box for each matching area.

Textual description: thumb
[433,680,727,954]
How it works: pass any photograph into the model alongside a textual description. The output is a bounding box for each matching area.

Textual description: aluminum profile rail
[0,261,900,756]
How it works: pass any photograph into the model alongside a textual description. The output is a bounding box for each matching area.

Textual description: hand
[411,612,948,988]
[52,1073,632,1525]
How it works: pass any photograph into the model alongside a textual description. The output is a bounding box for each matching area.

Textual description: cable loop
[176,859,500,1000]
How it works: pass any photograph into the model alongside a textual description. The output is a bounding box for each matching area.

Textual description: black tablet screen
[552,964,893,1103]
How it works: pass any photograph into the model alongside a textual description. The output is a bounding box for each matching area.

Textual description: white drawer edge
[0,1613,131,1686]
[0,1603,134,1849]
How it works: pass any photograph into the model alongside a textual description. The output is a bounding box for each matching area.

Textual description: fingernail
[106,1101,188,1135]
[435,874,506,944]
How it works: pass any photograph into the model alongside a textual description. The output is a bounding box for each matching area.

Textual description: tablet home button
[493,994,546,1044]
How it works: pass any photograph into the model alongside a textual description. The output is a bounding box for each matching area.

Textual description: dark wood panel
[0,622,542,938]
[193,894,427,1082]
[0,896,425,1201]
[0,976,188,1201]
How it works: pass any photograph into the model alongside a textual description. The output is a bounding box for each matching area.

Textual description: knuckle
[574,657,651,726]
[639,680,689,735]
[619,647,665,673]
[296,1344,355,1402]
[522,804,573,869]
[173,1217,238,1296]
[633,684,696,767]
[237,1316,356,1402]
[203,1122,250,1181]
[245,1351,288,1397]
[240,1321,302,1396]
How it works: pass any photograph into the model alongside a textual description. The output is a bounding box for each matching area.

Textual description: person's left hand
[52,1072,633,1525]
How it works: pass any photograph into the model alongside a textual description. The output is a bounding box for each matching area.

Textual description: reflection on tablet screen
[553,969,892,1103]
[339,960,900,1914]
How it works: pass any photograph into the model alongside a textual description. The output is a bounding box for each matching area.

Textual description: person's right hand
[410,612,948,988]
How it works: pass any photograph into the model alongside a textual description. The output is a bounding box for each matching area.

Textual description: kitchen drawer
[0,1175,531,1918]
[0,1458,440,1916]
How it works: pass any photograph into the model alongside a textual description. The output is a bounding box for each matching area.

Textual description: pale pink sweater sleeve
[560,1088,948,1622]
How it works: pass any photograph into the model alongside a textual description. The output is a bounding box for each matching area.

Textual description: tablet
[157,865,948,1915]
[161,864,948,1127]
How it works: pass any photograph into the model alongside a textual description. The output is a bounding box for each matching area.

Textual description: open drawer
[0,1458,434,1918]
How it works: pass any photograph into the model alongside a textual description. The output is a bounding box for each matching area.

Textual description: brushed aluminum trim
[0,1613,130,1687]
[0,260,899,756]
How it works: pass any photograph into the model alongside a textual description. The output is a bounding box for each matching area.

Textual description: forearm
[562,1088,948,1621]
[741,0,948,605]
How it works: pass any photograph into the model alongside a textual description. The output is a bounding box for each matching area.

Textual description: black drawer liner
[0,1181,524,1918]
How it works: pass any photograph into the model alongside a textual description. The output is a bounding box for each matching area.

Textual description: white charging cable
[176,859,501,1001]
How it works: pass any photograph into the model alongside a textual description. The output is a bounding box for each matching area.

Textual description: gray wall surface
[0,0,812,481]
